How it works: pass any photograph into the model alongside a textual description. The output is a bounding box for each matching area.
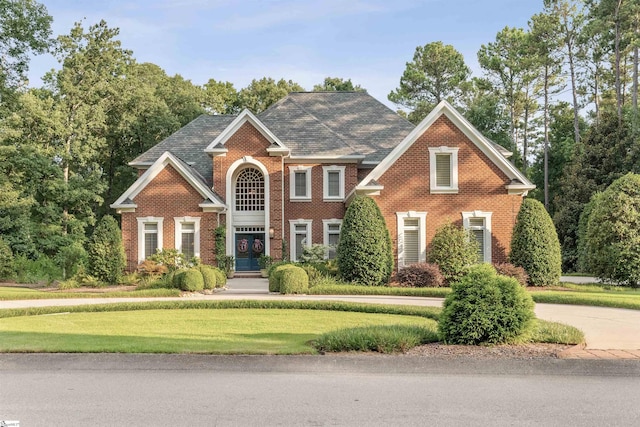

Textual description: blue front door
[235,233,265,271]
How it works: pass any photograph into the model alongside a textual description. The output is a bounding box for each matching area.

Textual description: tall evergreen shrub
[429,222,478,284]
[87,215,126,284]
[0,236,15,279]
[585,173,640,286]
[336,196,392,286]
[510,198,561,286]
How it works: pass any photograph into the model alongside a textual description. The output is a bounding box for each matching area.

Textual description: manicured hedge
[198,265,217,290]
[280,266,309,294]
[174,268,205,292]
[269,264,299,293]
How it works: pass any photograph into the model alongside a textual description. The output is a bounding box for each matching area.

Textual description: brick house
[111,92,534,272]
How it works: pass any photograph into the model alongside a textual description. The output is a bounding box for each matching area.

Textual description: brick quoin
[375,115,524,268]
[121,164,217,271]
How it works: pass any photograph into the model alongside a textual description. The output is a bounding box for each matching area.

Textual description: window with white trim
[137,217,164,261]
[289,219,312,261]
[174,217,201,260]
[429,147,459,193]
[323,165,345,201]
[289,166,312,201]
[323,219,342,259]
[235,167,264,211]
[462,211,492,263]
[396,212,427,267]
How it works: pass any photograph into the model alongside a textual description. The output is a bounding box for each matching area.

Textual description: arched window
[235,167,265,211]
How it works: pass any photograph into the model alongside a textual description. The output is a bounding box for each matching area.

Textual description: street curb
[558,342,586,359]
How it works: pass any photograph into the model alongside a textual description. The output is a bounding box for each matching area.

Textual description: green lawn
[0,286,180,300]
[0,308,436,354]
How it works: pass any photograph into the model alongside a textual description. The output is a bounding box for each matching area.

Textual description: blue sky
[29,0,543,106]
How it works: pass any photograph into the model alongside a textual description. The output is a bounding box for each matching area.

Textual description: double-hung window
[396,212,427,267]
[289,166,312,201]
[429,147,459,193]
[290,219,312,261]
[137,217,164,261]
[323,166,345,201]
[323,219,342,259]
[174,217,201,261]
[462,211,492,263]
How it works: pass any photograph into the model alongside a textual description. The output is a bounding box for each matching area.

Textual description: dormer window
[429,147,459,193]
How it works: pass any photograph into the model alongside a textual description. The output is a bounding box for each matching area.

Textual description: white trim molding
[289,219,313,262]
[174,216,201,259]
[396,211,427,268]
[137,216,164,262]
[462,210,493,263]
[322,165,346,201]
[289,165,312,201]
[429,147,459,194]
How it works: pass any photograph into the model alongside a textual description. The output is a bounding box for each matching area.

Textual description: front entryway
[235,233,265,271]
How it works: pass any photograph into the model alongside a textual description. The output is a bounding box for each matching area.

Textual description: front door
[235,233,265,271]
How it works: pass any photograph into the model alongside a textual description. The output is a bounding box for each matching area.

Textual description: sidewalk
[2,277,639,360]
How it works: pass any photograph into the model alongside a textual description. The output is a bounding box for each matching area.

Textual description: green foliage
[438,264,535,345]
[54,241,87,280]
[148,249,186,272]
[429,222,478,284]
[258,254,273,270]
[13,254,61,284]
[279,266,309,294]
[198,265,217,290]
[388,41,470,123]
[87,215,126,285]
[221,255,235,274]
[214,226,226,268]
[584,174,640,286]
[576,192,604,273]
[313,77,364,92]
[313,324,439,354]
[237,77,304,113]
[396,263,445,288]
[299,244,328,264]
[510,199,561,286]
[268,264,298,293]
[267,261,293,277]
[213,268,226,288]
[0,236,15,279]
[174,268,205,292]
[308,282,453,298]
[337,196,393,286]
[300,264,325,287]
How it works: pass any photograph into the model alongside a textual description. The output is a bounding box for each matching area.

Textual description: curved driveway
[1,278,640,350]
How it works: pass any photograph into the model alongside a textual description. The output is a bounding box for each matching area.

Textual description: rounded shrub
[198,265,217,290]
[396,263,444,287]
[509,198,561,287]
[438,264,535,345]
[279,266,309,294]
[213,268,226,288]
[337,196,393,286]
[174,268,205,292]
[87,215,126,285]
[429,222,478,285]
[269,264,298,292]
[584,173,640,286]
[0,237,15,280]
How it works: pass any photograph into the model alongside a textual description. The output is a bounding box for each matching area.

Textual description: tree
[585,173,640,286]
[389,41,470,123]
[87,215,125,284]
[0,0,52,113]
[202,78,239,114]
[237,77,304,113]
[336,196,393,286]
[429,222,478,285]
[313,77,364,92]
[510,198,562,286]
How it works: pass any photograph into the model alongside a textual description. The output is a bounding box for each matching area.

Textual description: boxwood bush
[269,264,299,293]
[429,222,478,285]
[198,265,217,290]
[213,268,226,288]
[279,266,309,294]
[510,198,561,286]
[174,268,205,292]
[438,264,535,345]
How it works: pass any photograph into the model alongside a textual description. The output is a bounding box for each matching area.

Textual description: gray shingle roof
[130,115,236,186]
[258,92,415,162]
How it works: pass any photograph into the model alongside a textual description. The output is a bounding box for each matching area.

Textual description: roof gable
[204,109,289,155]
[111,151,225,212]
[356,100,534,194]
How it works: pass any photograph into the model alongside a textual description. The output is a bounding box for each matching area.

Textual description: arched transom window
[235,167,265,211]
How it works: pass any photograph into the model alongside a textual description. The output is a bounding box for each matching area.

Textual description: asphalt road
[1,354,640,426]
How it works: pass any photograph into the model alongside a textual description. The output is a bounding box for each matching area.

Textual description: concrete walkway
[2,277,640,359]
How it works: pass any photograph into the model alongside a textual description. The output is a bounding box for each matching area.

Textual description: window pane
[435,154,451,187]
[144,233,158,258]
[182,232,194,259]
[327,171,340,197]
[469,218,485,228]
[144,223,157,232]
[236,168,265,211]
[472,229,484,262]
[404,229,419,265]
[328,233,339,246]
[181,223,195,232]
[295,172,307,197]
[328,223,341,232]
[295,233,306,260]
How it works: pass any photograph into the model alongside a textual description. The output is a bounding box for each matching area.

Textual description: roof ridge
[287,96,362,154]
